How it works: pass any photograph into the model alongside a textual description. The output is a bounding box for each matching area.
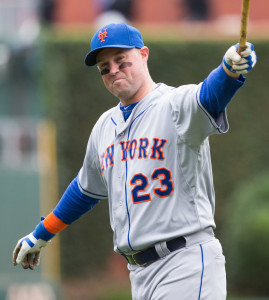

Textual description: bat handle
[238,44,247,53]
[238,0,250,53]
[238,23,248,53]
[238,37,247,53]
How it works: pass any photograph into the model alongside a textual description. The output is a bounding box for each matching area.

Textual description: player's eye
[100,68,110,76]
[117,55,124,61]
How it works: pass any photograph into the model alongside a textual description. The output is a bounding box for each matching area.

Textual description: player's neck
[120,80,157,106]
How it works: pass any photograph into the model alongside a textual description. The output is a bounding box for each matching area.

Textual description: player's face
[96,47,149,104]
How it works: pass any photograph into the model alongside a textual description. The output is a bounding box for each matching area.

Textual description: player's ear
[139,47,149,62]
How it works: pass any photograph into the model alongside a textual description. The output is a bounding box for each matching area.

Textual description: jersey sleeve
[78,123,108,200]
[170,66,244,147]
[169,83,224,147]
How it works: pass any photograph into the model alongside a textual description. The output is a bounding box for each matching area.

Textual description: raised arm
[200,42,257,118]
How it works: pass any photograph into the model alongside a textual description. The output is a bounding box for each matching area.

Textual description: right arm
[13,176,100,270]
[13,122,108,270]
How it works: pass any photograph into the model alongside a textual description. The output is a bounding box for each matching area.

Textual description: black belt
[122,236,186,266]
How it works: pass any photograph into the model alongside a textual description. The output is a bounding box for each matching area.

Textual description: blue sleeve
[200,64,246,118]
[33,218,56,241]
[52,176,100,224]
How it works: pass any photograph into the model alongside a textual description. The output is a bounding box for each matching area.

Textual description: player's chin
[112,79,128,91]
[110,85,130,99]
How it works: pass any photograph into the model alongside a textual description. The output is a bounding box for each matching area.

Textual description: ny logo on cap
[98,28,108,43]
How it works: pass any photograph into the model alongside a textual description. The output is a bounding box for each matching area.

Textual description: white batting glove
[13,233,48,270]
[223,42,257,74]
[13,217,55,270]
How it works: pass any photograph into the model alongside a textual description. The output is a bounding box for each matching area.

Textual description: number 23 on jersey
[130,167,174,204]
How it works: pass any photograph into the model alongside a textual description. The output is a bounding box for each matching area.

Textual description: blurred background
[1,0,269,299]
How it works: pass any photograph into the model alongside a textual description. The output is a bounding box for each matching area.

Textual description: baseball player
[13,23,256,299]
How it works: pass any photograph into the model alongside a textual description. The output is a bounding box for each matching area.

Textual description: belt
[122,236,186,266]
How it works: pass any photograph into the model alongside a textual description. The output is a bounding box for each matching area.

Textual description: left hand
[223,42,257,75]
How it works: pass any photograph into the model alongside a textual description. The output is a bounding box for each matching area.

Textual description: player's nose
[109,63,120,75]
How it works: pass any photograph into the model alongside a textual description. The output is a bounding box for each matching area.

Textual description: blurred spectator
[182,0,210,21]
[19,131,34,158]
[96,0,133,20]
[95,0,133,29]
[107,0,133,20]
[38,0,56,25]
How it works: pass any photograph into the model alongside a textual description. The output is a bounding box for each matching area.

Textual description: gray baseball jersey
[78,82,228,254]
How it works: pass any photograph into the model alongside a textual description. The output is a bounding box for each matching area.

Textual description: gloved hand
[13,233,48,270]
[223,42,257,74]
[13,217,55,270]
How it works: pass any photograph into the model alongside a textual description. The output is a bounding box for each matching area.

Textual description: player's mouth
[112,78,125,84]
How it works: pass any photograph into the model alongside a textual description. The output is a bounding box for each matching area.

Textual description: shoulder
[93,106,117,131]
[173,83,200,96]
[98,106,116,123]
[86,106,118,152]
[155,83,201,108]
[157,83,200,97]
[169,83,201,104]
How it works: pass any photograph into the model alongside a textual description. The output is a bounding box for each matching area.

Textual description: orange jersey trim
[43,212,68,234]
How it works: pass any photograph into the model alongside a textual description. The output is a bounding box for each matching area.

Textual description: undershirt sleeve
[52,175,100,225]
[33,175,101,240]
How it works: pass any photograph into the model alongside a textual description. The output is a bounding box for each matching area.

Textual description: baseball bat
[238,0,251,53]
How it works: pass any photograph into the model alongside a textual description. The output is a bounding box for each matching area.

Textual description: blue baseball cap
[85,23,144,67]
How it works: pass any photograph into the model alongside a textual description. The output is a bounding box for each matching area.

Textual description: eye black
[119,62,132,69]
[101,68,110,76]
